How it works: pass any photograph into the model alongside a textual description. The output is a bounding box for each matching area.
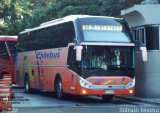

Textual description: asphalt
[8,107,120,113]
[116,95,160,106]
[12,84,160,106]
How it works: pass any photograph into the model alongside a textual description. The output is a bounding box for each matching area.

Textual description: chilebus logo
[36,51,60,59]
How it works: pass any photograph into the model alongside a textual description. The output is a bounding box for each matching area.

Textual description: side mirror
[140,47,147,61]
[76,46,83,61]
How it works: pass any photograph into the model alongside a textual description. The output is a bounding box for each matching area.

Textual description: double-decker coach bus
[16,15,147,101]
[0,36,17,83]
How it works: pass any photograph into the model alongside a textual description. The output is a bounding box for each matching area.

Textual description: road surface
[8,86,160,113]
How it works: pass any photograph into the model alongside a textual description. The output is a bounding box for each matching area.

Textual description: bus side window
[0,42,9,60]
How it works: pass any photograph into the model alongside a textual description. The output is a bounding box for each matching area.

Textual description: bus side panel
[50,66,79,94]
[16,47,69,91]
[16,51,38,88]
[61,68,79,94]
[48,47,69,92]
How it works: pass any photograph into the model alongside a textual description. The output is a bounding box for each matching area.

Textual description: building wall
[121,4,160,98]
[123,11,145,28]
[121,4,160,27]
[135,51,160,98]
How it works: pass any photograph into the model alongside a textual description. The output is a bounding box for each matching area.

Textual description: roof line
[19,15,120,34]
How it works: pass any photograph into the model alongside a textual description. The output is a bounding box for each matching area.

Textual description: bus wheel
[102,95,113,102]
[25,76,31,93]
[55,78,64,100]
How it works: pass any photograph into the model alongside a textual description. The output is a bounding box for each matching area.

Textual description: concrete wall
[122,11,145,28]
[121,4,160,27]
[135,51,160,98]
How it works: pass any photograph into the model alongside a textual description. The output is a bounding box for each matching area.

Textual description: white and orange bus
[0,36,17,83]
[16,15,147,101]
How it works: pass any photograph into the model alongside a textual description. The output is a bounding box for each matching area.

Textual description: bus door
[68,46,78,90]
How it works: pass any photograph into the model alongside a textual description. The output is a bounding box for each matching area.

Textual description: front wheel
[55,78,65,100]
[102,95,113,102]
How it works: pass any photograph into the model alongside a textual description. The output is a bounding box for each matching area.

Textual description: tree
[0,0,33,34]
[0,0,143,35]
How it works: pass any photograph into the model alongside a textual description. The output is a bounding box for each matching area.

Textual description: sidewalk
[116,95,160,105]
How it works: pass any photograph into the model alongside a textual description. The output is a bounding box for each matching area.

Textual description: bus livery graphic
[23,56,34,82]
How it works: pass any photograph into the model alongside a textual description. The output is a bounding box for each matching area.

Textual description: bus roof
[0,36,17,42]
[19,15,122,34]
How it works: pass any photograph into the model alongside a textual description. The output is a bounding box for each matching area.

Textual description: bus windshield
[80,46,133,69]
[76,17,131,42]
[73,45,135,78]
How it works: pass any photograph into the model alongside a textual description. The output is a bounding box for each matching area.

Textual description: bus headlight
[125,78,135,89]
[79,76,93,89]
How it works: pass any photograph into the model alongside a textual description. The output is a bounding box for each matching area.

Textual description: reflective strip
[2,98,9,101]
[0,93,10,97]
[0,89,10,92]
[0,84,7,86]
[0,82,12,85]
[2,78,11,80]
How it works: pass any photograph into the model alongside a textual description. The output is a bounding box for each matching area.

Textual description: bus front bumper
[76,76,135,96]
[76,86,135,96]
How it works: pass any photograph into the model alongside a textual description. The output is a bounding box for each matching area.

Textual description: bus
[0,36,17,83]
[16,15,147,101]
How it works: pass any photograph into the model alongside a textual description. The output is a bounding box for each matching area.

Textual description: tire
[25,76,31,93]
[55,77,65,100]
[102,95,113,102]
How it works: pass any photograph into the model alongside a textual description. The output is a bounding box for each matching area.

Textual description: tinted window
[146,26,159,50]
[132,27,146,51]
[17,21,75,52]
[81,46,133,68]
[0,42,9,60]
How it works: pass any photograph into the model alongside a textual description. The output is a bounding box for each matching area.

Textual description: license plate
[105,90,114,94]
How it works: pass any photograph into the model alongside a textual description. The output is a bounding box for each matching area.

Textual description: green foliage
[0,0,143,35]
[0,0,33,35]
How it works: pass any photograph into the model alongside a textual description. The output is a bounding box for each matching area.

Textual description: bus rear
[0,36,17,83]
